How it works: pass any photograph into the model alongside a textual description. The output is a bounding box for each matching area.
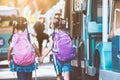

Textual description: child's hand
[8,60,11,67]
[38,57,44,64]
[40,56,44,63]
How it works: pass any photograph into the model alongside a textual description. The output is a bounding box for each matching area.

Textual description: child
[41,18,72,80]
[7,17,41,80]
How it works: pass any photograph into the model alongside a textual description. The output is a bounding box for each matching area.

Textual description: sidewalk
[0,56,56,80]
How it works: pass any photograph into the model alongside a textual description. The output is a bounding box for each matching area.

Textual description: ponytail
[8,26,15,44]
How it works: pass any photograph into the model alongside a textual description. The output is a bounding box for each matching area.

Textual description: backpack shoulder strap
[26,27,31,43]
[52,31,55,40]
[63,31,72,40]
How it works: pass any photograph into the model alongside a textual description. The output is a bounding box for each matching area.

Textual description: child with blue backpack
[8,17,41,80]
[41,18,76,80]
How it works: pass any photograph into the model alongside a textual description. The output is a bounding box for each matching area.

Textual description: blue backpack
[53,31,76,62]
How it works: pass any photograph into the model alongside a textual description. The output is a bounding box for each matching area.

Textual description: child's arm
[41,36,53,62]
[7,47,12,66]
[32,43,41,57]
[30,34,41,63]
[32,43,42,64]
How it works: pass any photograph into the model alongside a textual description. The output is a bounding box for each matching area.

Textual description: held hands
[37,50,48,64]
[37,56,44,64]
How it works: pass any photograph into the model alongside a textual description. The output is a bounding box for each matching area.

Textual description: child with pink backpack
[8,17,41,80]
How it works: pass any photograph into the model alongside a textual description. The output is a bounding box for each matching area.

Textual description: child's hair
[14,17,27,31]
[8,17,28,44]
[53,18,66,30]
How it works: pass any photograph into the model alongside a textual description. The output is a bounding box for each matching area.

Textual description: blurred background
[0,0,59,14]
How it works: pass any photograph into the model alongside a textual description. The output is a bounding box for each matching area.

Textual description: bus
[65,0,120,80]
[0,6,20,61]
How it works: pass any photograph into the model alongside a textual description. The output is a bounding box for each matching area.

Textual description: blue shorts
[52,55,72,74]
[10,61,38,72]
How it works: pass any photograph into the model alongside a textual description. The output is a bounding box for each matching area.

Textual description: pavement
[0,56,56,80]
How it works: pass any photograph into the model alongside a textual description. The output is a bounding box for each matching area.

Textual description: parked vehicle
[0,6,20,61]
[65,0,120,80]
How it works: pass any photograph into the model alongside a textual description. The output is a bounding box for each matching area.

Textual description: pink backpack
[12,32,35,66]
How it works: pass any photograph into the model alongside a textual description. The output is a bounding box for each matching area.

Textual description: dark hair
[8,17,28,44]
[14,17,27,31]
[53,18,66,30]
